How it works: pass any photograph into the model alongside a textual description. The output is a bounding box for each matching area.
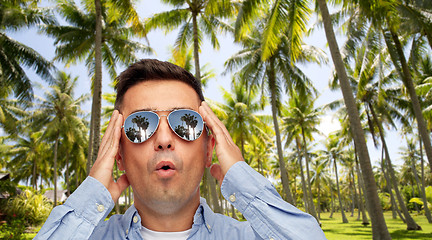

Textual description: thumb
[210,164,224,184]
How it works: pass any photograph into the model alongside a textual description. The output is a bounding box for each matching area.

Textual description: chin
[145,188,199,215]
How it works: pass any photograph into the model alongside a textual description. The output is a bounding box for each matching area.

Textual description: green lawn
[321,211,432,239]
[4,211,432,239]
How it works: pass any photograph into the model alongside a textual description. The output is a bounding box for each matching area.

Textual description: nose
[154,116,175,151]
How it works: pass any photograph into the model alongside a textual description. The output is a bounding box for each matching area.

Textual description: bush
[0,217,26,240]
[378,192,391,210]
[2,189,52,226]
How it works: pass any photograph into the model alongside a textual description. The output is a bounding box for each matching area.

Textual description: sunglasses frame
[121,109,207,143]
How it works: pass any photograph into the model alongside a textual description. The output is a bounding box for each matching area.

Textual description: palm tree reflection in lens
[124,110,204,143]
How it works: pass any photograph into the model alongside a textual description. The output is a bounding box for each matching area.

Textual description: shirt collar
[120,204,141,237]
[195,197,215,233]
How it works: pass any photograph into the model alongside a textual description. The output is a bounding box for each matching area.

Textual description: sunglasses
[122,109,206,143]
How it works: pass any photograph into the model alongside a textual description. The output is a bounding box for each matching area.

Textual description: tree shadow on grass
[391,229,432,239]
[322,223,372,237]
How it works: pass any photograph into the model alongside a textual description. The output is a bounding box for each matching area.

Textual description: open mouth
[161,165,172,170]
[155,161,176,178]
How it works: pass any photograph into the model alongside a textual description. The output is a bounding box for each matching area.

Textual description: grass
[3,211,432,239]
[321,211,432,239]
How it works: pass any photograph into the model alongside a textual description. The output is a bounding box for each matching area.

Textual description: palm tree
[352,0,432,173]
[414,56,432,129]
[225,16,325,203]
[168,45,215,88]
[234,0,311,62]
[8,131,51,190]
[0,0,55,101]
[330,15,422,228]
[319,133,349,223]
[399,138,432,223]
[232,0,324,205]
[397,0,432,52]
[213,80,271,158]
[43,0,151,173]
[310,156,331,220]
[145,0,237,83]
[245,134,274,177]
[0,83,26,135]
[315,0,391,238]
[281,92,323,221]
[31,71,88,206]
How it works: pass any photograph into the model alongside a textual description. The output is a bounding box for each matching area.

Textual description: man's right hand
[89,110,130,203]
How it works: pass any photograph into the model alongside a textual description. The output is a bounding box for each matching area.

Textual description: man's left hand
[199,101,244,183]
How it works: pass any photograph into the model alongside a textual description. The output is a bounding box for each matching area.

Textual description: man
[35,59,326,239]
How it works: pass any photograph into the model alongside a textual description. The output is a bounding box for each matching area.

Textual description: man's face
[116,80,214,215]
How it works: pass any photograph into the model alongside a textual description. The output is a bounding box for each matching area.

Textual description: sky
[8,0,408,171]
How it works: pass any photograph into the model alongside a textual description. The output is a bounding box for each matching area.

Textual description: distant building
[44,189,68,203]
[0,173,11,199]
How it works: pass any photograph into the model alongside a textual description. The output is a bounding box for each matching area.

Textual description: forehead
[121,80,201,116]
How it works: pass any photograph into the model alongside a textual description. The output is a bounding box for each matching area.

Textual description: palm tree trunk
[354,149,369,225]
[66,151,70,196]
[301,130,318,221]
[53,136,59,207]
[230,204,238,220]
[241,136,245,160]
[329,190,335,218]
[351,171,358,218]
[207,168,221,213]
[384,26,432,172]
[370,103,420,230]
[410,144,432,220]
[86,119,94,174]
[334,157,348,223]
[412,183,419,213]
[419,139,432,223]
[192,12,201,82]
[33,158,37,190]
[381,157,405,222]
[87,0,103,174]
[317,179,321,220]
[267,57,294,204]
[316,0,390,238]
[295,138,309,212]
[379,146,397,220]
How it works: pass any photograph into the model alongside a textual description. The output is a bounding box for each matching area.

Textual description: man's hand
[199,101,244,183]
[89,110,130,202]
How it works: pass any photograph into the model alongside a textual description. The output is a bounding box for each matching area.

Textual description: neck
[135,192,201,232]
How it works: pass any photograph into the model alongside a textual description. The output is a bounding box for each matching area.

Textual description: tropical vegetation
[0,0,431,239]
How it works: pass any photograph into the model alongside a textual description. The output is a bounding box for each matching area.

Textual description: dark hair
[114,59,205,110]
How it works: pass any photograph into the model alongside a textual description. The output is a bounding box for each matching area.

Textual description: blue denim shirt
[35,162,326,239]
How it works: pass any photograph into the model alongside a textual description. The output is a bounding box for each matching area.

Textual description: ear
[205,134,215,168]
[116,144,125,171]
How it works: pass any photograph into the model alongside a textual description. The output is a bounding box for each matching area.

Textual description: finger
[101,113,123,167]
[200,102,235,146]
[98,110,120,156]
[210,164,224,183]
[94,113,123,171]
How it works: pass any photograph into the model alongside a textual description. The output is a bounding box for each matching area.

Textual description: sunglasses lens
[124,112,159,143]
[168,110,204,141]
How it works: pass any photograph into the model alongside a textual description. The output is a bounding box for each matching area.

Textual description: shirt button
[207,224,211,230]
[126,229,129,235]
[269,238,275,240]
[133,216,139,223]
[97,204,105,212]
[229,194,236,203]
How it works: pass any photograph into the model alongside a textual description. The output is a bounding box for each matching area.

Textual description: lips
[155,161,176,178]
